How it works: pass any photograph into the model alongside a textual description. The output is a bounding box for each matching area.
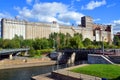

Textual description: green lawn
[71,64,120,80]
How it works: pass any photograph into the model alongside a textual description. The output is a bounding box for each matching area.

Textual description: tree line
[0,33,120,57]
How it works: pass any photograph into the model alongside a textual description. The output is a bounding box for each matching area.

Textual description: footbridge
[0,48,30,59]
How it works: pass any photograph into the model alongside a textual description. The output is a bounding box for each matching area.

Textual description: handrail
[0,48,30,55]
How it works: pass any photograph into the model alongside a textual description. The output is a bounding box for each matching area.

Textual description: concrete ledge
[51,71,80,80]
[31,73,53,80]
[51,64,101,80]
[88,54,114,64]
[31,64,101,80]
[0,61,56,70]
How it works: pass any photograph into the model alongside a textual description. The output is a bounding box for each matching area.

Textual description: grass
[71,64,120,80]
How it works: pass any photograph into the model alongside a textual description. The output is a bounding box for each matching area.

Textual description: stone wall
[88,54,114,64]
[108,56,120,63]
[51,72,80,80]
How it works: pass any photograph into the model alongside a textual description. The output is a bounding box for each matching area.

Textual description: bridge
[0,48,30,59]
[56,49,120,64]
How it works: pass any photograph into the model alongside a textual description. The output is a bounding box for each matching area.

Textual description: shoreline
[0,58,56,70]
[0,61,56,70]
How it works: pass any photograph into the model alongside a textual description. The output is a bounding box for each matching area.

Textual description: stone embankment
[0,57,56,70]
[32,64,101,80]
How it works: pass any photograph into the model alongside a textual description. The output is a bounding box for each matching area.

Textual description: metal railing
[0,48,30,55]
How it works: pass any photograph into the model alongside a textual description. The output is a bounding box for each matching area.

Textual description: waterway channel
[0,64,68,80]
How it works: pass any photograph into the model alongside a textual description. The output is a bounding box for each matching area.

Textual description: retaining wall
[88,54,114,64]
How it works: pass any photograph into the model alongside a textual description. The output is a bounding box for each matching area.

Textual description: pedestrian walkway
[0,58,56,70]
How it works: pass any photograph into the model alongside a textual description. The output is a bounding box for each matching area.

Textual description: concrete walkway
[0,57,56,70]
[0,61,56,70]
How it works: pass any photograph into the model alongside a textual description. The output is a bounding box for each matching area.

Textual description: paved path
[0,61,56,70]
[0,57,56,70]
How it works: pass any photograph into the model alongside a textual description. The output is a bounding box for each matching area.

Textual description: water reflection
[0,62,84,80]
[0,65,55,80]
[0,64,70,80]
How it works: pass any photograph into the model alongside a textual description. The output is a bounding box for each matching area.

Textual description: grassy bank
[71,64,120,80]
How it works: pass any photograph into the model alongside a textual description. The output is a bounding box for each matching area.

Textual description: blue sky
[0,0,120,33]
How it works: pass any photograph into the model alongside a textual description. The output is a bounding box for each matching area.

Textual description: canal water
[0,64,68,80]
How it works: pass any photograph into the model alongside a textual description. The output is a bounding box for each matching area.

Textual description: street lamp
[100,28,104,55]
[102,36,104,55]
[53,39,55,49]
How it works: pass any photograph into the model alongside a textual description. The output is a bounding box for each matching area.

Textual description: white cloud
[0,12,13,21]
[70,0,75,10]
[112,20,120,33]
[32,2,67,16]
[15,2,84,25]
[26,0,33,4]
[81,0,106,10]
[58,11,84,24]
[113,20,120,24]
[20,7,32,18]
[70,0,81,10]
[93,18,101,22]
[0,12,13,36]
[107,3,116,8]
[0,13,5,19]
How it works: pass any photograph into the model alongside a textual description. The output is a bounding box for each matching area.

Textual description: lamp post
[100,28,104,55]
[53,39,55,49]
[102,36,104,55]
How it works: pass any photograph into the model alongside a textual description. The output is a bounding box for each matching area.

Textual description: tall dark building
[81,16,93,28]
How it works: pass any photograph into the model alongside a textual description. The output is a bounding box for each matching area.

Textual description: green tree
[113,36,120,46]
[13,35,23,47]
[2,39,11,48]
[58,33,65,49]
[10,40,20,48]
[0,38,3,48]
[40,38,49,49]
[22,39,33,48]
[69,33,83,48]
[33,38,42,50]
[49,32,58,49]
[33,38,49,50]
[64,33,71,48]
[74,33,83,41]
[83,38,92,47]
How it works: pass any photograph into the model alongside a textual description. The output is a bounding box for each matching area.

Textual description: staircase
[101,55,114,64]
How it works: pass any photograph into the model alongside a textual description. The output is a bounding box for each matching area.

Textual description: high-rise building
[81,16,93,28]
